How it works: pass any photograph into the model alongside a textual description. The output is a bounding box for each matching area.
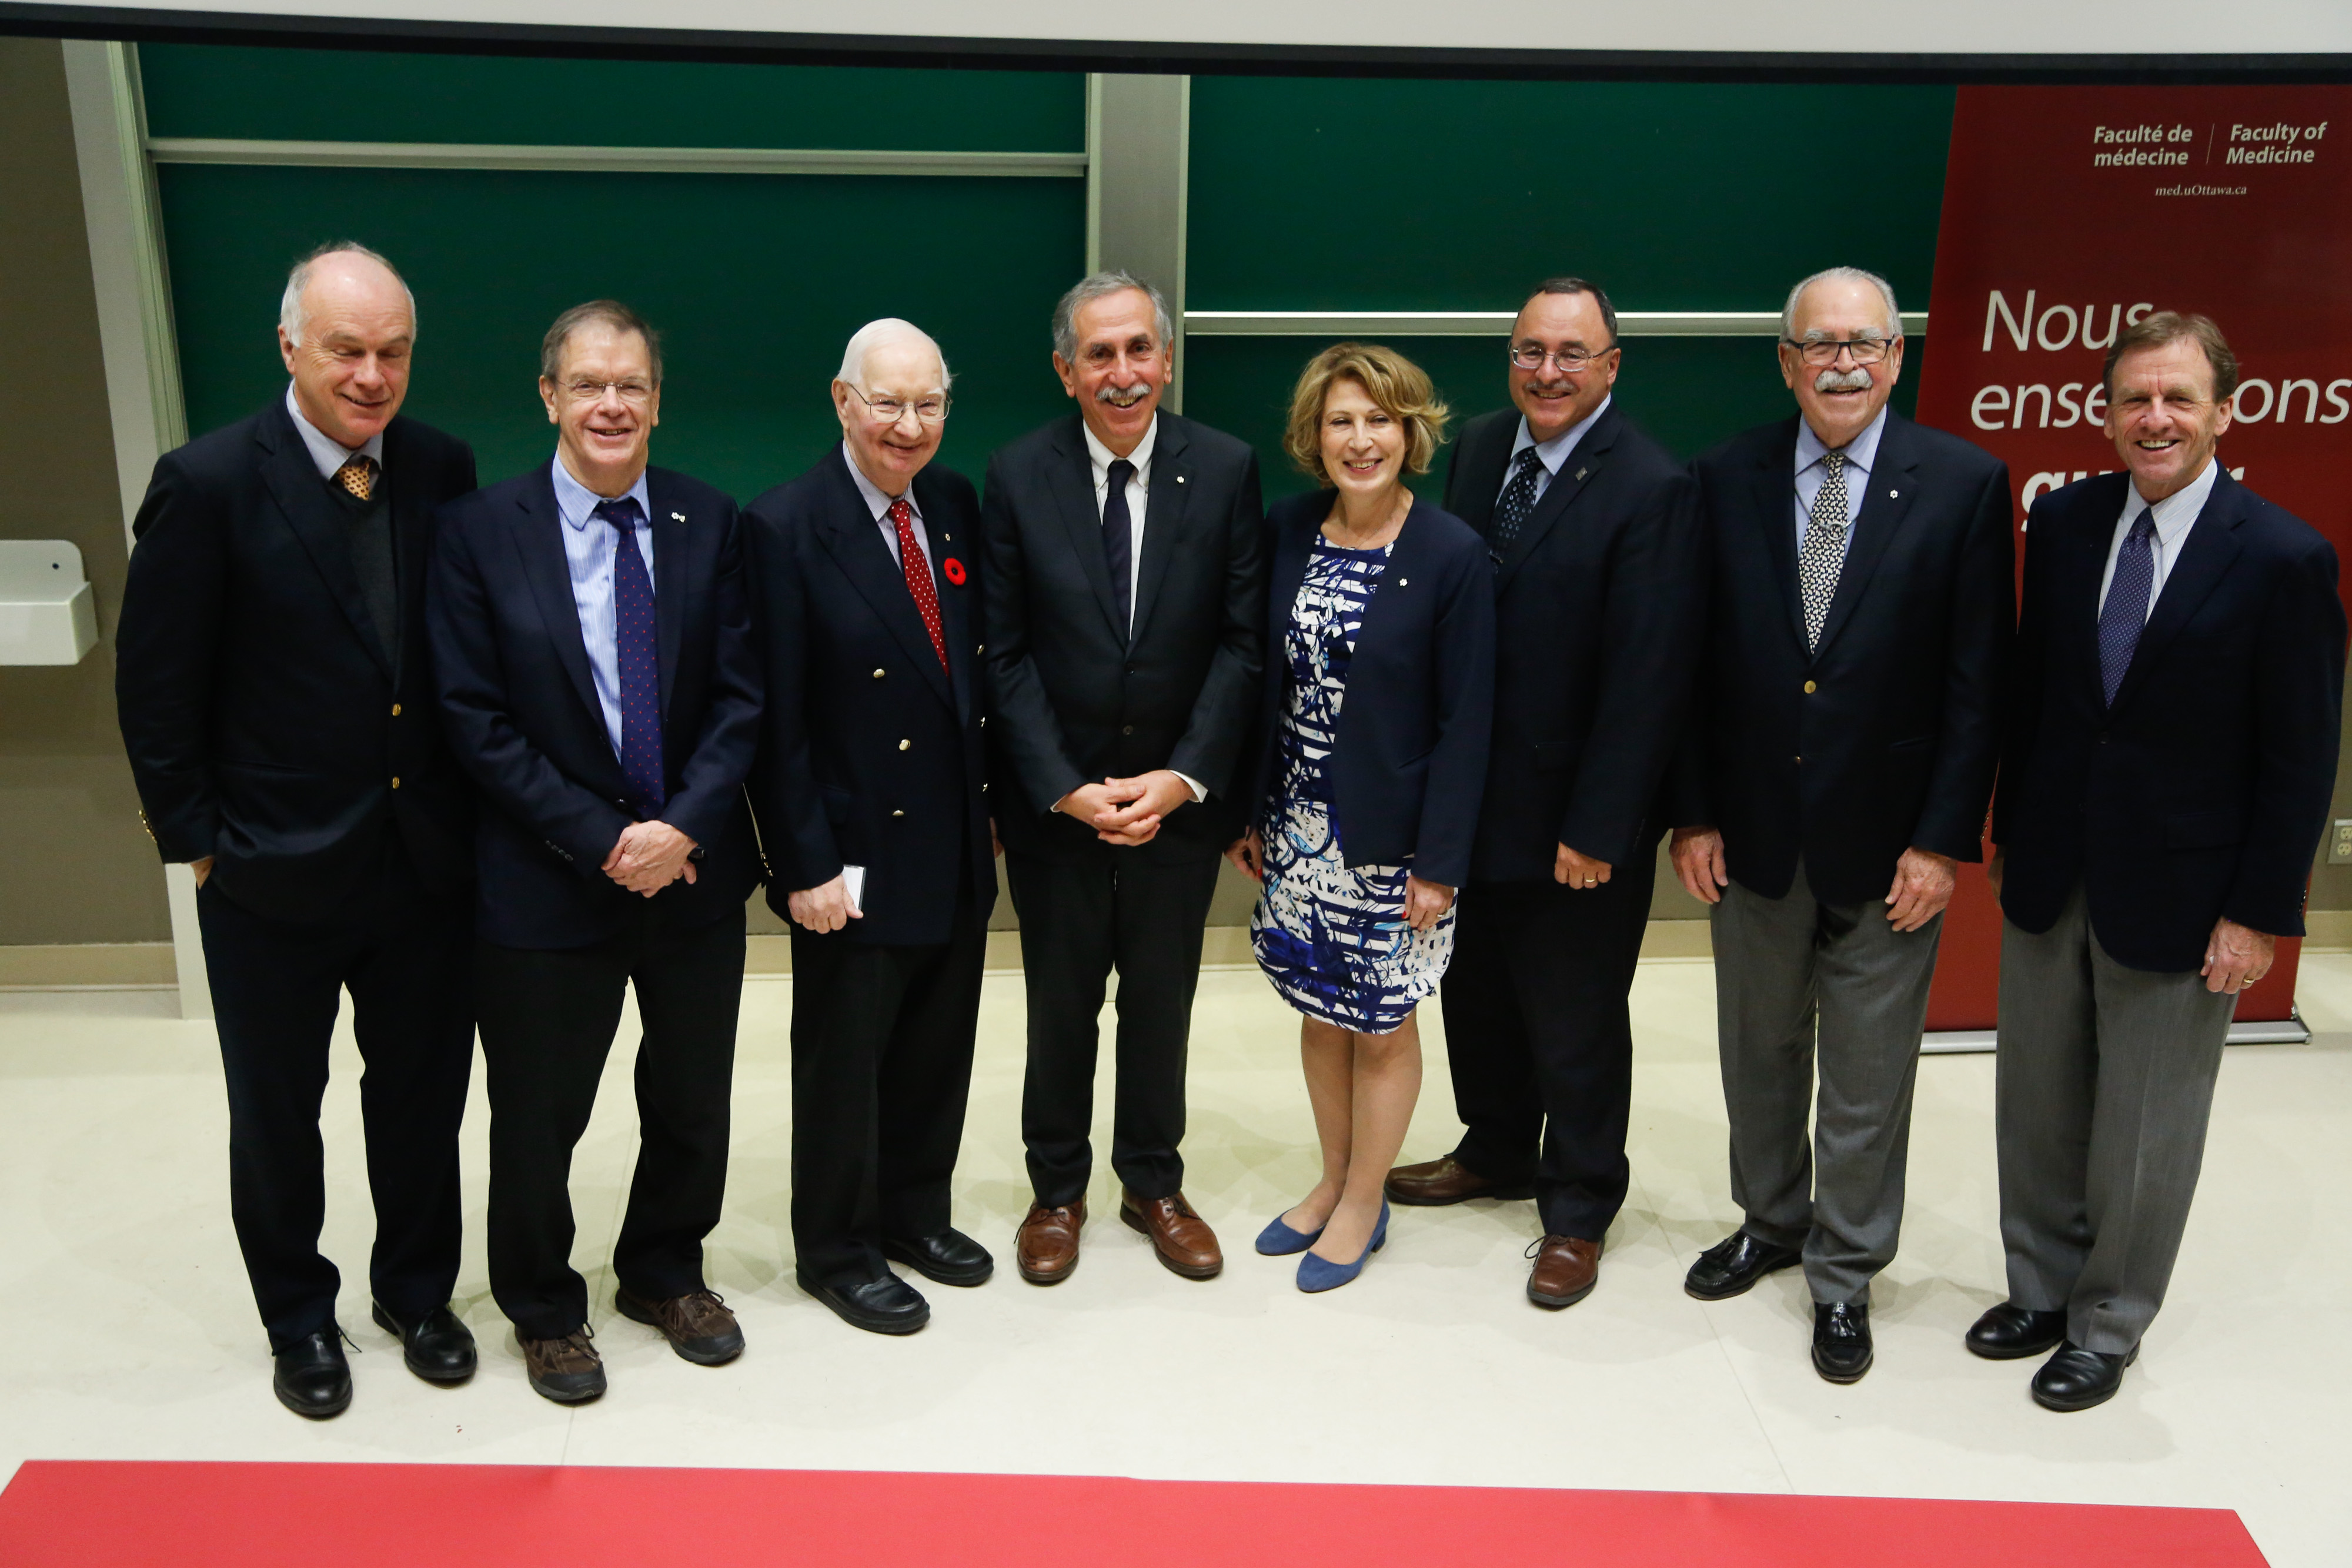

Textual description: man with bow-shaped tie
[430,300,763,1404]
[1977,312,2343,1412]
[1665,267,2013,1385]
[743,320,999,1335]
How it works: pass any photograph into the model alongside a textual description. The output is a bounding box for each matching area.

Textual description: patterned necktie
[889,497,950,675]
[1102,457,1135,634]
[2099,509,2159,707]
[1489,446,1544,566]
[335,456,377,501]
[594,496,665,816]
[1798,450,1850,651]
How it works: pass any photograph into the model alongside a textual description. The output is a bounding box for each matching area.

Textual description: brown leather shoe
[1526,1235,1602,1309]
[617,1286,744,1366]
[1017,1200,1085,1285]
[518,1326,605,1404]
[1385,1155,1533,1206]
[1120,1189,1223,1279]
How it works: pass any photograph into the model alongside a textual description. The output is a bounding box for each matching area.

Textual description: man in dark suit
[1384,277,1701,1312]
[745,320,997,1336]
[1667,266,2012,1383]
[1977,313,2343,1412]
[430,300,761,1404]
[983,271,1266,1285]
[116,242,479,1418]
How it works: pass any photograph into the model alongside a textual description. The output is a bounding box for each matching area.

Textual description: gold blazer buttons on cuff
[390,777,402,789]
[898,738,911,751]
[872,668,886,680]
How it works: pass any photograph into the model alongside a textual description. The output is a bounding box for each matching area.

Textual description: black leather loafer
[797,1268,930,1335]
[1685,1231,1803,1301]
[2032,1341,2139,1412]
[372,1300,478,1383]
[1812,1301,1873,1383]
[884,1228,995,1287]
[272,1329,353,1419]
[1966,1302,2069,1361]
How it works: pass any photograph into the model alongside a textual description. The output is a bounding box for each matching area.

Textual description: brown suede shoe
[617,1286,745,1366]
[1385,1155,1534,1206]
[1526,1235,1602,1309]
[518,1326,605,1404]
[1017,1200,1085,1285]
[1120,1189,1223,1279]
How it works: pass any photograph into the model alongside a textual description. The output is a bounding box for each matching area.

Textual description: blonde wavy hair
[1282,342,1449,483]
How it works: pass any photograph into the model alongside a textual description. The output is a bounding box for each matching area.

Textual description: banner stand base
[1922,1008,2311,1055]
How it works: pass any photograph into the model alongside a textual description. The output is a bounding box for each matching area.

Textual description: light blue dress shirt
[1501,394,1614,508]
[1792,406,1888,561]
[551,456,656,759]
[842,442,934,569]
[283,382,382,478]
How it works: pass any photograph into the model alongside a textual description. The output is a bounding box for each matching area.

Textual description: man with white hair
[116,241,481,1417]
[1664,266,2013,1382]
[742,320,997,1333]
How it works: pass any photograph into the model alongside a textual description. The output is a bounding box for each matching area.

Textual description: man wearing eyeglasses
[1384,277,1701,1314]
[429,299,763,1403]
[742,320,997,1335]
[1665,266,2012,1383]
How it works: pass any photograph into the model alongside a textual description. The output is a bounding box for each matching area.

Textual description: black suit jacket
[1665,410,2014,907]
[982,412,1267,861]
[1242,492,1495,888]
[1994,470,2344,971]
[116,396,478,922]
[1444,404,1702,882]
[743,449,996,947]
[429,462,763,950]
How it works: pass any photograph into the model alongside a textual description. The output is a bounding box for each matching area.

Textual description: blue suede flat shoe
[1296,1201,1389,1293]
[1255,1211,1324,1256]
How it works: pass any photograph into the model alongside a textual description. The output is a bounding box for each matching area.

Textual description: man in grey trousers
[1666,267,2013,1383]
[1980,311,2343,1412]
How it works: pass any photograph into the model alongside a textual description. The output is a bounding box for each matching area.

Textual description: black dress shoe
[883,1228,995,1288]
[272,1329,353,1419]
[372,1300,477,1383]
[1685,1231,1803,1301]
[1812,1302,1874,1383]
[797,1268,930,1335]
[2032,1340,2139,1412]
[1966,1302,2069,1361]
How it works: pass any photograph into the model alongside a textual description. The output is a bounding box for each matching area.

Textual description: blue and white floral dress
[1250,536,1457,1034]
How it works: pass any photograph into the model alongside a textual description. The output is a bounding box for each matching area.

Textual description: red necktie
[890,497,950,675]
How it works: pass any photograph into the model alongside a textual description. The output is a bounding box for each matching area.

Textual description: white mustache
[1813,368,1874,393]
[1095,382,1152,409]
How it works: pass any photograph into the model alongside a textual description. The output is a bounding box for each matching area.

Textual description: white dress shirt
[550,456,656,759]
[284,382,382,479]
[1499,394,1613,507]
[1075,414,1202,805]
[1792,405,1889,560]
[841,443,934,571]
[2097,456,2220,620]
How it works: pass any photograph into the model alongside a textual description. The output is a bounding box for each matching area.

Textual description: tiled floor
[1,951,2346,1563]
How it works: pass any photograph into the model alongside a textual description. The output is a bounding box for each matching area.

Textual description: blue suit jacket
[1241,491,1495,889]
[429,462,763,949]
[1994,469,2345,971]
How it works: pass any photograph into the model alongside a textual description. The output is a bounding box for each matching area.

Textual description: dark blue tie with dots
[2099,509,2158,707]
[594,496,665,815]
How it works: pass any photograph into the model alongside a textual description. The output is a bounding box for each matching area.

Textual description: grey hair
[1051,270,1173,363]
[279,240,416,347]
[836,317,953,392]
[1780,266,1902,341]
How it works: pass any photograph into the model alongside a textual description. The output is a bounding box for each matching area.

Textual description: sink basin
[0,540,99,666]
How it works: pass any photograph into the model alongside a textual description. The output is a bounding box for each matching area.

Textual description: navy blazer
[743,449,996,948]
[1242,491,1495,889]
[1665,410,2013,907]
[1994,469,2345,971]
[116,396,478,922]
[429,462,763,950]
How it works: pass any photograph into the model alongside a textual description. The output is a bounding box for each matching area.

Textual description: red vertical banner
[1916,85,2352,1031]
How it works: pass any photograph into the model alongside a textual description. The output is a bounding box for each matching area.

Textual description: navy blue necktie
[594,496,665,815]
[2099,509,2158,707]
[1489,446,1544,567]
[1102,457,1135,634]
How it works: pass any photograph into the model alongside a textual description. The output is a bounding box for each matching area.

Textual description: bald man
[744,320,997,1334]
[117,242,482,1417]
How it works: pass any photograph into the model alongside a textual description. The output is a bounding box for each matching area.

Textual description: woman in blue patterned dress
[1228,343,1495,1292]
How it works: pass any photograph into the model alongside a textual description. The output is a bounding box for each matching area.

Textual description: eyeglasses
[561,378,656,404]
[1782,336,1896,367]
[1508,342,1618,373]
[846,386,950,426]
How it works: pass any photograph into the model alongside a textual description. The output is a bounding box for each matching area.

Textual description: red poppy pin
[942,557,967,586]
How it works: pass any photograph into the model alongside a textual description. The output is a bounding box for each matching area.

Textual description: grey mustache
[1813,368,1874,393]
[1095,382,1151,407]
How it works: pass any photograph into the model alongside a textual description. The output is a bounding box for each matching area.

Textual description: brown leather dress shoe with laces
[519,1326,605,1404]
[617,1286,744,1366]
[1526,1235,1602,1309]
[1120,1189,1223,1279]
[1017,1200,1085,1285]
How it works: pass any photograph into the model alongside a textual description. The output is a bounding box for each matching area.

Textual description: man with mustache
[982,272,1267,1284]
[1666,267,2012,1383]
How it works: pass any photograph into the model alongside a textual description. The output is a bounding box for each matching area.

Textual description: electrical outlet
[2331,820,2352,865]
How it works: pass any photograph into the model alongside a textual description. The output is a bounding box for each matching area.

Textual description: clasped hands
[1061,771,1193,846]
[1672,827,1957,932]
[1224,827,1456,931]
[603,819,698,897]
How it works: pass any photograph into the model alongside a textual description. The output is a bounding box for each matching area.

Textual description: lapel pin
[1889,490,1899,499]
[1176,474,1187,484]
[1575,467,1589,482]
[670,511,686,522]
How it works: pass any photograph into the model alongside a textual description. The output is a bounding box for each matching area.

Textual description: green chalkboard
[156,162,1087,500]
